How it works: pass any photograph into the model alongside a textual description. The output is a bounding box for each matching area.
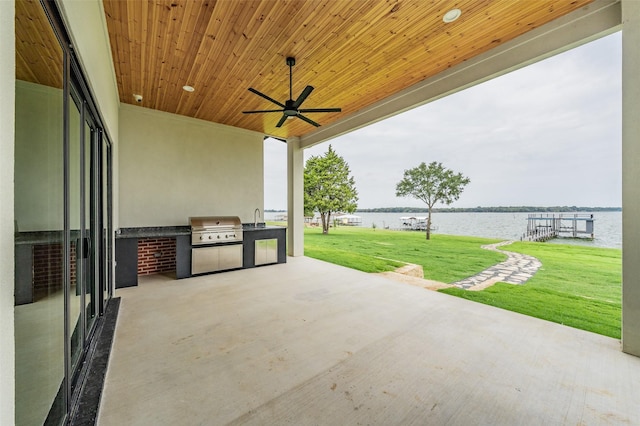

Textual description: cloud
[265,32,621,210]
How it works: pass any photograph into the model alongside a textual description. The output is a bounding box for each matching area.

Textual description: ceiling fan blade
[292,85,314,108]
[248,88,286,108]
[242,109,284,114]
[296,114,320,127]
[275,114,288,128]
[298,108,342,113]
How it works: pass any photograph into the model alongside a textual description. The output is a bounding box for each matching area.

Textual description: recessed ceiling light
[443,8,461,23]
[183,85,195,92]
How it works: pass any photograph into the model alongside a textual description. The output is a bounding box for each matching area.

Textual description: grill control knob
[208,235,212,240]
[217,235,220,239]
[199,235,204,240]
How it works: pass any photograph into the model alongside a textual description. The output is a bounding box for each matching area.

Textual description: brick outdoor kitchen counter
[115,225,286,289]
[15,231,71,305]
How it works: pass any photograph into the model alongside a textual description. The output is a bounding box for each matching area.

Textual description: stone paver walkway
[452,241,542,290]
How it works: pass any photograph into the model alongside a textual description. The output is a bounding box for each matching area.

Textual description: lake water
[266,211,622,249]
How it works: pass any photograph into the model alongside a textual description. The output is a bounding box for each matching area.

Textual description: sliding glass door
[102,138,114,308]
[68,88,100,381]
[14,1,113,424]
[14,1,67,423]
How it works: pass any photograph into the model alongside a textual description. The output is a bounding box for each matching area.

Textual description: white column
[0,0,16,422]
[622,0,640,357]
[287,137,304,256]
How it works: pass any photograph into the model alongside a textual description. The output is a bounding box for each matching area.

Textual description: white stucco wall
[14,81,65,231]
[118,105,264,226]
[0,1,15,423]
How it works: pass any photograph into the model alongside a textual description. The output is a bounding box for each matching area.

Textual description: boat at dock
[334,214,362,226]
[398,216,438,232]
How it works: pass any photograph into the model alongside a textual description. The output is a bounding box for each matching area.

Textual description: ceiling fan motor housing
[242,56,341,127]
[284,99,297,116]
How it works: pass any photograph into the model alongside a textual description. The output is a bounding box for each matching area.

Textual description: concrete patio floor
[98,256,639,425]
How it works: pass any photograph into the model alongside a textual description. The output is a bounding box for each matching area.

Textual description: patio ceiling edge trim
[298,0,621,150]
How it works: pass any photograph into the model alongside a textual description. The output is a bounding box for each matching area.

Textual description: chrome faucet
[254,208,261,227]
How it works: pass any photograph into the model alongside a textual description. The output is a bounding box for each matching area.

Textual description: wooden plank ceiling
[100,0,592,139]
[15,0,63,89]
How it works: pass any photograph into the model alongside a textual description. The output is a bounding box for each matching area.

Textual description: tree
[304,145,358,234]
[396,161,470,240]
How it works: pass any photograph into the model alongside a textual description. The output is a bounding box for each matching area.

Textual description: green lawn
[302,226,622,338]
[441,242,622,338]
[304,226,505,283]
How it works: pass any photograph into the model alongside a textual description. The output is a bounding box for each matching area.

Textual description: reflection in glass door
[13,55,66,426]
[15,0,113,422]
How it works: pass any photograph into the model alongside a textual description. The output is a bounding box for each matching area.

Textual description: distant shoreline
[357,206,621,213]
[266,206,621,213]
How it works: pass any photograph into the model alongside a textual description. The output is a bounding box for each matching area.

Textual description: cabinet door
[219,244,243,270]
[192,246,219,274]
[265,239,278,264]
[255,239,278,266]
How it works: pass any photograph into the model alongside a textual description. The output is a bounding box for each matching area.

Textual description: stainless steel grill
[190,216,243,274]
[190,216,243,245]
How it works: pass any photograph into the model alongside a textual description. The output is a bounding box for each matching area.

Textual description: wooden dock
[521,213,594,242]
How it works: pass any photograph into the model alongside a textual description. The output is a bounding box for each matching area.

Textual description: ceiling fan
[242,57,341,128]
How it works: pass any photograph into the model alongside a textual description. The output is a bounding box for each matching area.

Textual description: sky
[263,32,622,211]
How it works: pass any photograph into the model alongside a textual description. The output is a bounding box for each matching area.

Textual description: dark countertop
[15,230,67,245]
[116,226,191,239]
[242,223,287,231]
[116,224,286,239]
[16,224,286,244]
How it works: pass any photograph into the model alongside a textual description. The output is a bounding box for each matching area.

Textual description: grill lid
[190,216,242,231]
